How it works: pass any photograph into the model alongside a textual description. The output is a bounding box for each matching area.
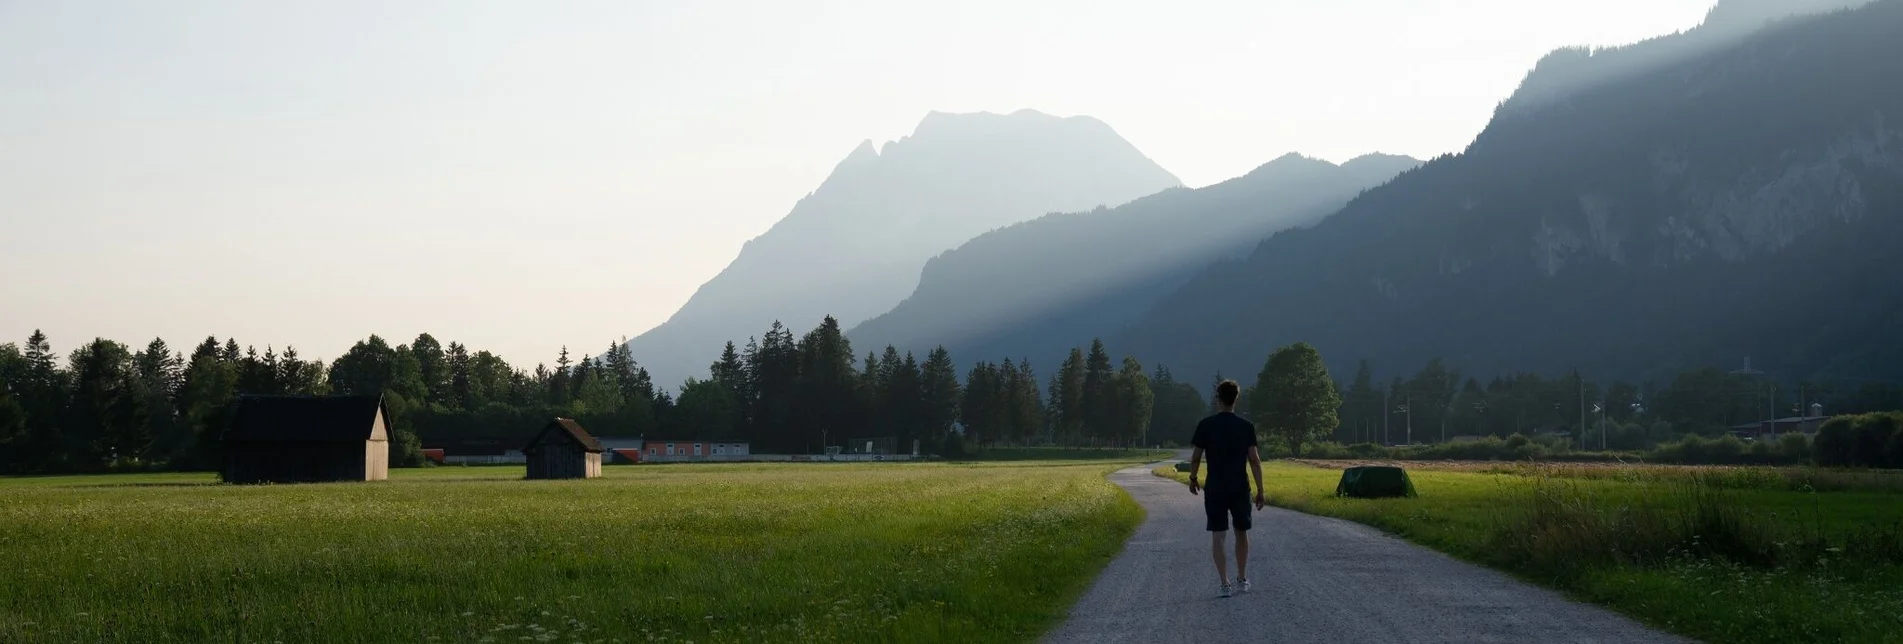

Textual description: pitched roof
[223,394,388,442]
[525,418,605,453]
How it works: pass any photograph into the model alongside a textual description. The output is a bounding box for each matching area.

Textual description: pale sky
[0,0,1717,369]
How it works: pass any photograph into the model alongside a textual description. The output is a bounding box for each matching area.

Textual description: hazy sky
[1,0,1717,368]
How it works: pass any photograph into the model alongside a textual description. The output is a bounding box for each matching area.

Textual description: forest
[4,318,1902,475]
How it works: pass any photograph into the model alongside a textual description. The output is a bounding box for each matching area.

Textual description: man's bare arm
[1247,445,1265,508]
[1188,446,1204,494]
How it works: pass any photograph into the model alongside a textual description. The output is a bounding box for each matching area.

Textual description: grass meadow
[1155,460,1903,644]
[1,460,1147,644]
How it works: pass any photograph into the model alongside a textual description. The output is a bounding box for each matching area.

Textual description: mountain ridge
[846,151,1421,372]
[1109,0,1903,387]
[626,109,1182,389]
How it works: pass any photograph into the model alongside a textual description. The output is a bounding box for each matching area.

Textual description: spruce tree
[1114,356,1154,446]
[1055,347,1086,442]
[1081,339,1114,442]
[448,342,473,409]
[920,347,962,446]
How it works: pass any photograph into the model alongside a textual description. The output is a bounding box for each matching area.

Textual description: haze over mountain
[626,109,1180,389]
[1109,0,1903,386]
[847,152,1420,371]
[1503,0,1874,113]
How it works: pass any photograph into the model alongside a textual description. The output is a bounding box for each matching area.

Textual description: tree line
[0,321,1189,474]
[7,319,1902,474]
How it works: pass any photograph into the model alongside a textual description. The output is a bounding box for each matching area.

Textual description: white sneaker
[1219,582,1234,598]
[1238,578,1252,593]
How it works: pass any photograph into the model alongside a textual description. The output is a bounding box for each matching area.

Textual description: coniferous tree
[447,342,473,409]
[1081,339,1115,442]
[920,346,962,447]
[1341,360,1378,444]
[19,330,66,468]
[1055,348,1086,442]
[547,346,573,408]
[794,316,857,453]
[175,337,236,467]
[1113,356,1154,446]
[888,350,923,452]
[1013,358,1043,444]
[960,361,997,446]
[1000,358,1025,444]
[277,346,324,395]
[64,339,147,468]
[748,322,800,449]
[1147,365,1206,447]
[133,338,184,461]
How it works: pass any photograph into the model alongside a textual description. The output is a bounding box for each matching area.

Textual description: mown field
[0,460,1147,643]
[1156,460,1903,644]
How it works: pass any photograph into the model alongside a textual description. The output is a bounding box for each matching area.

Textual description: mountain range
[623,110,1181,389]
[630,0,1903,392]
[1113,0,1903,385]
[845,152,1421,372]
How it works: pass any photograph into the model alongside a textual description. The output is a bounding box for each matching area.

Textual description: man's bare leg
[1211,531,1229,585]
[1235,529,1250,584]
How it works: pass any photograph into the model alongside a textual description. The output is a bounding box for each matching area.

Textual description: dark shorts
[1204,488,1252,532]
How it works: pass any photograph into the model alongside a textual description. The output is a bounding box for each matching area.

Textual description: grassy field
[0,460,1148,643]
[1156,461,1903,644]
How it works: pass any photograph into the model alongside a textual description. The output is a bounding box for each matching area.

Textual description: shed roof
[223,394,389,442]
[525,418,605,453]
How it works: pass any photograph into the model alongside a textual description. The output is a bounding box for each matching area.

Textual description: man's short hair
[1216,380,1241,407]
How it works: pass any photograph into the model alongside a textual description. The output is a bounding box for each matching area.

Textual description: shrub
[1886,429,1903,470]
[1813,412,1903,468]
[1778,432,1811,463]
[1852,413,1901,467]
[1814,416,1858,466]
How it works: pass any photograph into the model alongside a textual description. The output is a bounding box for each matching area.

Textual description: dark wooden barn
[221,394,392,484]
[523,417,604,479]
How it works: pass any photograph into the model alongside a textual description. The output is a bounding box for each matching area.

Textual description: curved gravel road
[1044,461,1692,644]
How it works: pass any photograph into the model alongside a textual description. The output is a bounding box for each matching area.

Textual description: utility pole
[1730,357,1764,439]
[1383,387,1390,446]
[1576,368,1586,451]
[1595,401,1607,451]
[1404,393,1414,446]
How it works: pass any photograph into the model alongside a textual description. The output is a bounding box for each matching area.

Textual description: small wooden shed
[221,394,391,484]
[523,417,605,479]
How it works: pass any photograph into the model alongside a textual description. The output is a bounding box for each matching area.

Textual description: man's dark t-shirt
[1191,412,1258,495]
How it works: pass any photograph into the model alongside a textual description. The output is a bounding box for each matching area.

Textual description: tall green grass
[0,462,1144,643]
[1154,461,1903,644]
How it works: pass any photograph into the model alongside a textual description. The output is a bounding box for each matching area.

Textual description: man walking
[1187,379,1265,598]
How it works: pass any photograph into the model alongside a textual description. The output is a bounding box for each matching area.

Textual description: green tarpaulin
[1335,465,1417,498]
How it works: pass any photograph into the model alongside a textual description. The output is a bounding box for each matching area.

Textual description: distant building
[641,439,750,459]
[1729,405,1829,439]
[523,418,605,479]
[221,394,392,484]
[595,436,646,463]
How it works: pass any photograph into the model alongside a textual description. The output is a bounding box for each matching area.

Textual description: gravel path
[1043,461,1692,644]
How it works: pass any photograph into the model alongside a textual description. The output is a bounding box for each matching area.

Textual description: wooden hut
[523,418,605,479]
[221,394,392,484]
